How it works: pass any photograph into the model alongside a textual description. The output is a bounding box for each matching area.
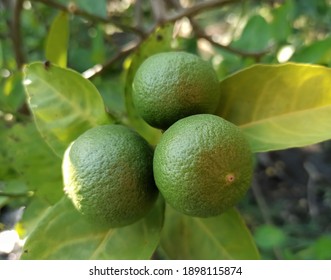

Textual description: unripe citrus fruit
[132,52,220,130]
[153,114,253,217]
[62,124,158,227]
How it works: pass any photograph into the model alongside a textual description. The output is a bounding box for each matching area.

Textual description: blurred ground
[239,140,331,259]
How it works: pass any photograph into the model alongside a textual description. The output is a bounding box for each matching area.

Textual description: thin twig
[166,0,241,22]
[82,42,140,79]
[169,0,270,59]
[78,0,265,78]
[31,0,145,36]
[31,0,108,22]
[134,0,144,28]
[191,20,271,60]
[150,0,167,23]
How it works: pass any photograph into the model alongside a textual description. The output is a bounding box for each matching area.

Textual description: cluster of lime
[62,51,253,228]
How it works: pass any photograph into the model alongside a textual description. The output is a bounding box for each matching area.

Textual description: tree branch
[82,42,140,79]
[134,0,144,29]
[150,0,167,23]
[166,0,241,22]
[82,0,266,78]
[191,20,271,60]
[168,0,270,60]
[31,0,145,36]
[32,0,108,22]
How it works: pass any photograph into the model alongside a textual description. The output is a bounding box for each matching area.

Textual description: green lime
[153,114,253,217]
[62,124,158,227]
[132,51,220,130]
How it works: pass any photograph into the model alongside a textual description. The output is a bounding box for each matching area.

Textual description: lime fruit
[132,51,220,130]
[153,114,253,217]
[62,124,158,227]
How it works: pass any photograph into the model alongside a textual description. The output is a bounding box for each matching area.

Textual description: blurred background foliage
[0,0,331,259]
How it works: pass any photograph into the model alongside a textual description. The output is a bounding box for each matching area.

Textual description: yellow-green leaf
[216,63,331,152]
[45,12,69,67]
[6,123,63,204]
[23,62,111,157]
[21,196,165,260]
[160,206,260,260]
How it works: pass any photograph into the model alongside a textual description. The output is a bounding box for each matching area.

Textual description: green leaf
[271,0,295,43]
[91,25,106,64]
[295,235,331,260]
[125,24,173,145]
[0,121,12,179]
[291,37,331,65]
[312,236,331,260]
[23,62,111,157]
[45,12,69,67]
[0,72,25,113]
[54,0,108,19]
[20,196,51,236]
[216,63,331,153]
[254,225,287,250]
[75,0,108,18]
[232,15,272,52]
[6,123,63,204]
[21,196,165,260]
[0,180,28,208]
[93,74,126,119]
[160,206,260,260]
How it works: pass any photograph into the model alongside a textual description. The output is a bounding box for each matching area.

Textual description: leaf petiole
[0,191,34,198]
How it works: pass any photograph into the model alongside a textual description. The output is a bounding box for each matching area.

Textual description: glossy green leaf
[21,196,165,260]
[125,24,173,145]
[216,63,331,152]
[6,123,63,204]
[45,12,69,67]
[160,206,260,260]
[23,62,111,157]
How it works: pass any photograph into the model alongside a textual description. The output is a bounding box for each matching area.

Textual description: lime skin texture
[62,124,158,228]
[132,51,220,130]
[153,114,253,217]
